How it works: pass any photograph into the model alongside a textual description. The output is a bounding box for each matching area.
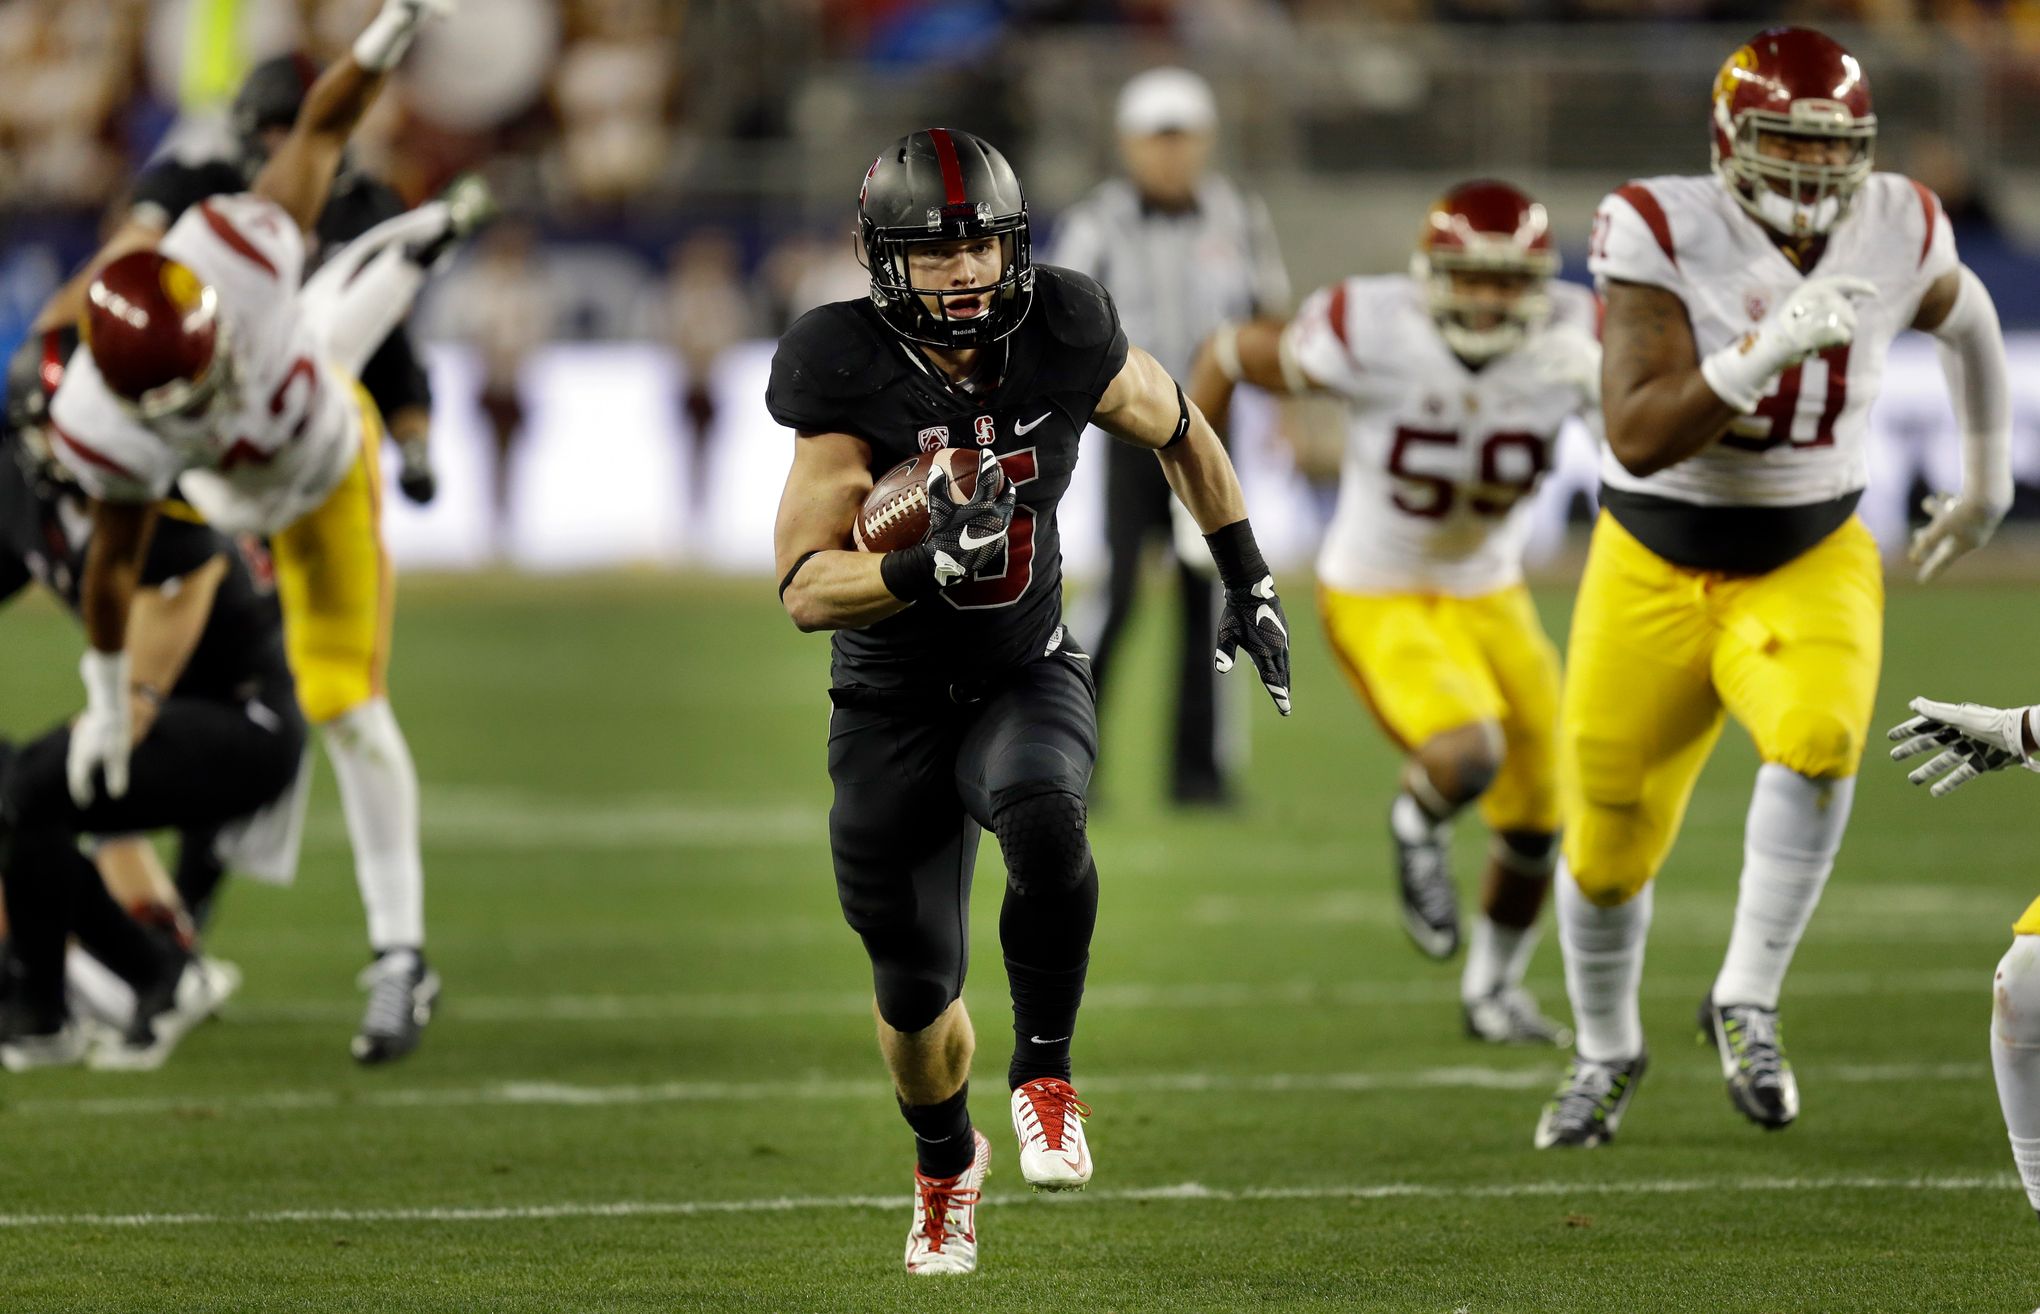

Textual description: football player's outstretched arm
[1185,318,1308,442]
[1907,266,2013,581]
[254,0,450,232]
[29,217,164,335]
[68,498,160,803]
[124,553,229,742]
[773,431,907,633]
[1095,344,1293,715]
[1599,280,1740,477]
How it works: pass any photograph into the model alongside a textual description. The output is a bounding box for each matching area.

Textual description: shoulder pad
[775,302,895,401]
[1034,266,1120,350]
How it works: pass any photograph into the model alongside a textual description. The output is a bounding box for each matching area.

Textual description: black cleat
[1392,807,1458,960]
[353,950,440,1065]
[1534,1050,1648,1149]
[1698,993,1798,1129]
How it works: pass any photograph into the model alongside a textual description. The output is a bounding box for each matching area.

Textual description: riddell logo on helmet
[918,426,949,451]
[974,416,996,446]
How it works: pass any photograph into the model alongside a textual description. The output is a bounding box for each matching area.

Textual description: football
[852,448,1004,552]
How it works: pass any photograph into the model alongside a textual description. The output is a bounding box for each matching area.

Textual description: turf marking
[0,1174,2014,1230]
[9,1061,1988,1120]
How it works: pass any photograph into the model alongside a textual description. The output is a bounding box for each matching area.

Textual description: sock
[323,698,425,952]
[1001,855,1098,1089]
[1556,861,1651,1063]
[1462,915,1538,1003]
[1390,791,1447,845]
[901,1084,974,1178]
[1713,765,1854,1010]
[1993,937,2040,1215]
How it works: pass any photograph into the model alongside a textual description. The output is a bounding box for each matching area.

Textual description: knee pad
[991,786,1090,898]
[1997,937,2040,1051]
[868,947,962,1035]
[1767,707,1862,780]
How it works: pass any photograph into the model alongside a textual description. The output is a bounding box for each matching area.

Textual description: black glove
[397,437,437,505]
[1206,520,1292,716]
[879,451,1017,601]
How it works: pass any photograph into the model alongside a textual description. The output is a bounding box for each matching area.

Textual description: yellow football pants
[1559,511,1882,907]
[1318,582,1562,835]
[270,385,394,726]
[2013,896,2040,937]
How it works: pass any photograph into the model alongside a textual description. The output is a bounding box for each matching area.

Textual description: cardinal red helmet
[1410,180,1559,363]
[1710,26,1876,237]
[83,250,235,425]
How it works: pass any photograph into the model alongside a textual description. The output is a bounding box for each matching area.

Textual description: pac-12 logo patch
[973,415,997,446]
[1745,292,1769,323]
[918,425,949,452]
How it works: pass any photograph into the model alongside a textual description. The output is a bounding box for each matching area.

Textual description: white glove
[353,0,455,72]
[1910,491,2006,582]
[67,649,134,808]
[1700,276,1878,413]
[1521,326,1602,405]
[1887,695,2038,797]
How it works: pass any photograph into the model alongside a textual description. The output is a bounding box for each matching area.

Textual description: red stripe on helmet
[51,421,142,482]
[1910,179,1939,269]
[927,128,968,208]
[1614,184,1677,269]
[198,200,278,278]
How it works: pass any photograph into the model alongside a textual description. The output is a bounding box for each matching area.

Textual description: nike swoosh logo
[1254,603,1288,639]
[1028,1034,1070,1045]
[1014,412,1052,435]
[957,524,1004,550]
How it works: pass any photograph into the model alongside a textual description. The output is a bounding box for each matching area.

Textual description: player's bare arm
[1599,279,1739,477]
[124,553,229,741]
[1184,318,1303,441]
[772,430,904,633]
[253,0,454,232]
[29,215,164,336]
[67,497,158,804]
[1093,342,1292,714]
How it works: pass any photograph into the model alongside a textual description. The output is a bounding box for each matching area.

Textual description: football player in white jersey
[1535,25,2013,1147]
[1190,181,1600,1045]
[39,0,460,1063]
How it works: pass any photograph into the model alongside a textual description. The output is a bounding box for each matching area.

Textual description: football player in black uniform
[768,129,1293,1275]
[0,334,306,1070]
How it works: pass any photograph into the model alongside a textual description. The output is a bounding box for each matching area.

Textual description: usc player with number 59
[1534,26,2013,1148]
[1191,179,1599,1050]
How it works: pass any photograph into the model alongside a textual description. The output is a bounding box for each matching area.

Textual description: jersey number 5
[1387,427,1550,519]
[943,446,1038,611]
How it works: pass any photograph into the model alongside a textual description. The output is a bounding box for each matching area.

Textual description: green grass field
[2,568,2036,1313]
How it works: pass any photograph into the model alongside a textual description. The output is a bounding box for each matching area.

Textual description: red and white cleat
[904,1128,990,1276]
[1010,1077,1092,1192]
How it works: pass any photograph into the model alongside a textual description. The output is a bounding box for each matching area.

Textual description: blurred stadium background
[9,4,2040,1310]
[9,0,2040,574]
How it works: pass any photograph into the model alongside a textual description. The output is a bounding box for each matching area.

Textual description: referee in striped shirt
[1052,68,1290,806]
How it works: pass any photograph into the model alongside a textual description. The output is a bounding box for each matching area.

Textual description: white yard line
[0,1174,2013,1231]
[11,1061,1989,1120]
[218,966,1991,1025]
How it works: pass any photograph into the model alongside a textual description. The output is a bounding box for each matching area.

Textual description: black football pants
[0,681,305,1015]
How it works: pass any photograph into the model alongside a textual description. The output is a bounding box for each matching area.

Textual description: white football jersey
[1287,274,1598,596]
[49,193,360,536]
[1588,171,1956,509]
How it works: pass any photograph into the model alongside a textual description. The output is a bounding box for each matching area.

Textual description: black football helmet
[858,129,1034,349]
[232,53,321,177]
[4,326,78,495]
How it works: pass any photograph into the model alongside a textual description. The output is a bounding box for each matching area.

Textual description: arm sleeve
[1588,186,1686,297]
[1929,264,2013,510]
[1243,193,1292,316]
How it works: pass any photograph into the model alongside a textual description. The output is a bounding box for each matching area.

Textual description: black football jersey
[0,452,290,702]
[768,265,1130,688]
[129,157,432,421]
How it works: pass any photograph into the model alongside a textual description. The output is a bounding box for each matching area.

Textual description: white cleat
[87,957,233,1072]
[1010,1077,1093,1192]
[904,1128,990,1276]
[0,1019,93,1072]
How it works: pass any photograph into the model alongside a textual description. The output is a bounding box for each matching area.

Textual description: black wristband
[879,543,942,602]
[1162,382,1191,449]
[1204,519,1268,593]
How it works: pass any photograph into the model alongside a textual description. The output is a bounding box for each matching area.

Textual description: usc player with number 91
[1190,179,1600,1050]
[1533,25,2013,1149]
